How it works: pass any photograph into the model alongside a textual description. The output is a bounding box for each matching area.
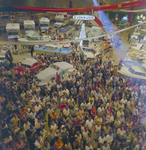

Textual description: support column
[128,8,134,26]
[69,1,73,16]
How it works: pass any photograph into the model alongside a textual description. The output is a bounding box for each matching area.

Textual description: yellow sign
[118,4,122,8]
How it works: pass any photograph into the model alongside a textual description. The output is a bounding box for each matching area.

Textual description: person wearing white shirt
[31,82,36,92]
[118,101,125,109]
[29,109,36,125]
[63,107,70,118]
[99,134,106,145]
[106,131,113,144]
[134,143,145,150]
[23,120,31,131]
[44,93,50,101]
[101,141,110,150]
[131,91,138,97]
[50,121,58,131]
[68,95,74,107]
[97,105,105,114]
[114,100,119,111]
[106,113,114,123]
[20,90,26,99]
[47,106,54,115]
[63,87,69,97]
[85,117,94,131]
[34,102,42,113]
[40,98,46,107]
[85,142,93,150]
[117,108,124,117]
[72,75,76,83]
[132,107,139,116]
[35,118,42,130]
[91,89,96,96]
[125,85,132,91]
[121,97,127,105]
[102,96,107,104]
[58,88,63,97]
[27,87,32,96]
[87,101,94,111]
[140,88,146,95]
[80,100,87,110]
[29,96,36,104]
[82,127,89,141]
[36,85,41,95]
[50,79,56,87]
[36,95,41,103]
[95,124,101,132]
[60,95,67,103]
[34,137,42,149]
[117,126,126,137]
[139,83,145,92]
[46,82,51,92]
[57,83,62,90]
[52,95,58,102]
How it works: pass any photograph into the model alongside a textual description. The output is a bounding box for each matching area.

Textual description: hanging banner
[11,0,146,13]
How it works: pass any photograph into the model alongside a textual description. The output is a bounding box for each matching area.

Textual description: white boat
[118,66,146,80]
[125,51,146,62]
[18,31,51,42]
[24,20,35,34]
[130,43,146,53]
[6,23,20,40]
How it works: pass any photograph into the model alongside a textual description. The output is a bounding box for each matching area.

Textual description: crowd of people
[0,42,146,150]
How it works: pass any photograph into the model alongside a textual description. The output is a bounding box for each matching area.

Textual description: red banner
[11,0,146,12]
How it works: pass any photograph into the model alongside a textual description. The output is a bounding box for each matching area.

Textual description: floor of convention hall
[0,26,133,66]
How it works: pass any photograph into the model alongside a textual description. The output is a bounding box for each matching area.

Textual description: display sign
[11,15,15,20]
[73,15,95,20]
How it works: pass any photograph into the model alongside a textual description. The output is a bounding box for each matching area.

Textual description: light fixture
[143,16,146,20]
[137,16,140,19]
[140,14,143,18]
[115,17,118,21]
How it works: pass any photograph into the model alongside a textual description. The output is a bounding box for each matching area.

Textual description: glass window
[25,28,34,30]
[83,48,95,53]
[8,32,18,35]
[50,65,60,70]
[21,64,31,68]
[60,71,64,78]
[40,24,48,27]
[64,70,71,77]
[0,57,5,60]
[35,77,41,82]
[44,46,57,50]
[129,68,135,74]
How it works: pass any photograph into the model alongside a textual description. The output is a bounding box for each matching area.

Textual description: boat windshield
[83,48,96,53]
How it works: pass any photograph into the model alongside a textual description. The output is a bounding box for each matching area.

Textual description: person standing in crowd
[5,50,13,67]
[0,41,146,150]
[128,33,131,43]
[30,45,34,57]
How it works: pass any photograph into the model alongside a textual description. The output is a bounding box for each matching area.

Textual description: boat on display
[18,31,51,42]
[118,66,146,80]
[34,43,72,54]
[59,26,75,36]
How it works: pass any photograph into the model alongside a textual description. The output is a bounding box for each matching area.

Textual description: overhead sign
[73,15,95,20]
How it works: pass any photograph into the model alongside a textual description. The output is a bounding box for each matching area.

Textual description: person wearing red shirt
[91,105,96,118]
[60,102,66,112]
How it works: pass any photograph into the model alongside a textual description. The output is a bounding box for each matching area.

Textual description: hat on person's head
[61,125,65,128]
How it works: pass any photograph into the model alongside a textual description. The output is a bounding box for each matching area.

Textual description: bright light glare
[92,0,127,61]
